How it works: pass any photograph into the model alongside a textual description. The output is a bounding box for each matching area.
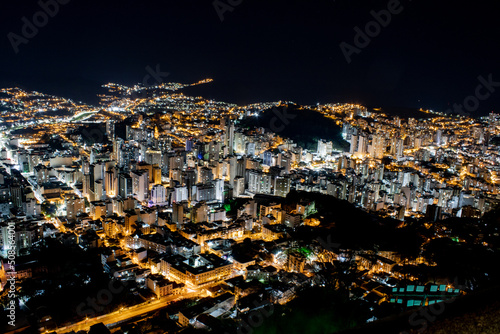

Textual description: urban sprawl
[0,80,499,333]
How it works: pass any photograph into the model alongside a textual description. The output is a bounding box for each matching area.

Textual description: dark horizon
[1,0,499,115]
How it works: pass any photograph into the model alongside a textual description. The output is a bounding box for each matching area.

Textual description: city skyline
[0,73,499,333]
[2,1,500,334]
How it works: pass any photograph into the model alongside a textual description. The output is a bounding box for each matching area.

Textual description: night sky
[1,0,499,114]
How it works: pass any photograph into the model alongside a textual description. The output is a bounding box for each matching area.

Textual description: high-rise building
[118,173,133,198]
[195,184,215,202]
[214,179,224,202]
[94,179,104,201]
[233,177,245,197]
[198,167,213,184]
[436,129,442,146]
[262,151,272,166]
[106,120,115,140]
[248,170,261,194]
[227,121,235,155]
[173,185,188,203]
[229,156,238,187]
[172,202,184,227]
[186,138,193,152]
[10,184,24,209]
[317,140,332,158]
[65,195,85,221]
[350,135,358,155]
[105,170,116,197]
[371,135,385,159]
[275,176,290,197]
[131,170,149,202]
[151,184,166,205]
[357,134,367,155]
[113,138,124,167]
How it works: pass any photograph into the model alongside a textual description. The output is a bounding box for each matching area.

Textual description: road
[55,292,200,334]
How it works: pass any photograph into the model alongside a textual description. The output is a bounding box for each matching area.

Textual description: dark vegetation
[239,104,349,151]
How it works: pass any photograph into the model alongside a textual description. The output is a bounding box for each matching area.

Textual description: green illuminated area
[297,247,312,256]
[223,199,238,213]
[294,247,313,260]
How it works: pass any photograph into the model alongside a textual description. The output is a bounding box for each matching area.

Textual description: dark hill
[239,104,349,151]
